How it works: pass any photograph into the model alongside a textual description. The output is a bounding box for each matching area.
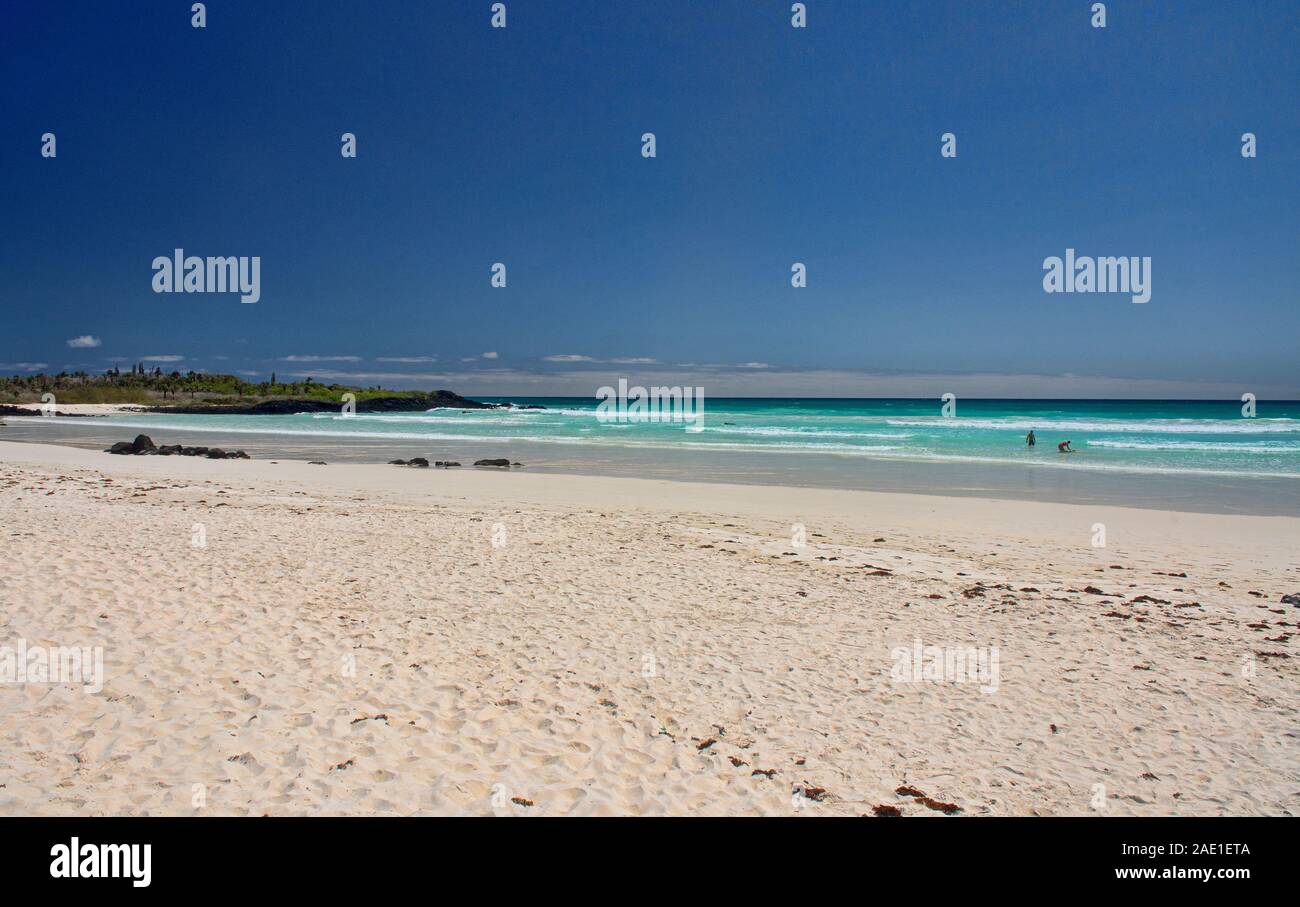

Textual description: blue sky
[2,0,1297,397]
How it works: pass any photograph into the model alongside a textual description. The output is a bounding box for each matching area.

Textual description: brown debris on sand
[894,784,962,814]
[914,795,962,814]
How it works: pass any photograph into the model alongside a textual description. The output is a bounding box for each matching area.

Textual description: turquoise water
[70,398,1300,480]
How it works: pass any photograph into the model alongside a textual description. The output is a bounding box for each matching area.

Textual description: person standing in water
[1026,430,1036,447]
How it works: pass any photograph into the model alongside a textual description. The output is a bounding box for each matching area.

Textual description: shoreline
[1,438,1298,544]
[2,419,1298,516]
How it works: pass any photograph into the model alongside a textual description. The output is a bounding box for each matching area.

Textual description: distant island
[0,367,502,413]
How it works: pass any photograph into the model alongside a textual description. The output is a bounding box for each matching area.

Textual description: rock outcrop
[145,390,499,415]
[105,435,249,459]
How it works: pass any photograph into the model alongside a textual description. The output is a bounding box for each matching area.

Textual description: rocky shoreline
[103,433,523,467]
[388,458,522,468]
[1,391,529,418]
[106,434,250,459]
[141,390,505,415]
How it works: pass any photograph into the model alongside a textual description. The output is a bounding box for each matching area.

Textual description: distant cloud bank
[273,366,1300,400]
[278,355,362,362]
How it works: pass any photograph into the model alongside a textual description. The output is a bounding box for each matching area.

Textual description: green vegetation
[0,367,424,406]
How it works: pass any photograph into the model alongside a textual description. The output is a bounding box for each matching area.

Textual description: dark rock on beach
[145,389,499,415]
[104,436,249,459]
[435,461,461,468]
[1283,593,1300,607]
[473,458,512,468]
[408,457,429,468]
[388,459,408,465]
[105,434,158,455]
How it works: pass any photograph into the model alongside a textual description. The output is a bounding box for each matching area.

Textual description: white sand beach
[0,403,150,416]
[1,439,1296,816]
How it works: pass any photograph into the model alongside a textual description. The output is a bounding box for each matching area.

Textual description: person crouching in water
[1057,440,1073,453]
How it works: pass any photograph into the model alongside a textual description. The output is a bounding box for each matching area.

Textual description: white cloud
[737,362,770,369]
[279,355,362,362]
[0,362,48,372]
[141,355,185,362]
[481,351,499,359]
[66,335,101,349]
[540,354,659,365]
[377,356,438,363]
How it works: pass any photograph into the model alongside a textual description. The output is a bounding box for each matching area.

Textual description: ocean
[7,399,1300,514]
